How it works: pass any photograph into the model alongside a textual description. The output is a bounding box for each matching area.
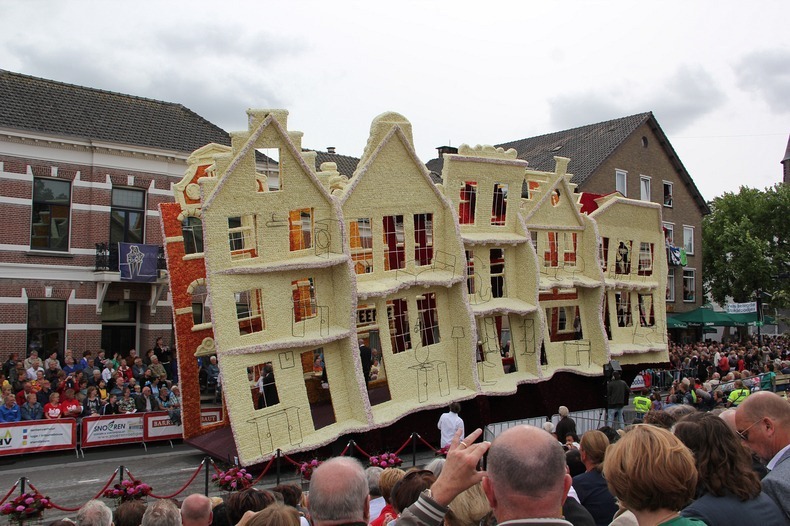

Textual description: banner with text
[0,419,76,456]
[726,302,757,314]
[200,408,223,426]
[144,412,183,441]
[82,414,144,448]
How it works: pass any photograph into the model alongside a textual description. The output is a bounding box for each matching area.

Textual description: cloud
[547,65,725,132]
[734,49,790,114]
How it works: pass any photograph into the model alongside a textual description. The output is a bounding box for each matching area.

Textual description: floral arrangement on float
[102,479,152,503]
[212,466,254,492]
[1,492,52,523]
[368,452,403,468]
[297,459,323,481]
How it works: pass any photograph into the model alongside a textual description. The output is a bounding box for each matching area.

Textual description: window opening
[615,291,632,327]
[490,248,505,298]
[236,289,265,334]
[350,218,373,274]
[615,240,632,275]
[382,215,405,271]
[110,187,145,245]
[599,237,609,272]
[663,182,673,207]
[292,278,317,323]
[638,242,654,275]
[416,293,440,347]
[289,208,313,251]
[228,215,259,260]
[250,361,279,408]
[465,250,475,294]
[31,178,71,251]
[683,269,695,302]
[386,298,412,353]
[638,294,655,327]
[459,182,477,224]
[182,216,204,254]
[414,213,434,266]
[255,148,280,192]
[491,183,507,225]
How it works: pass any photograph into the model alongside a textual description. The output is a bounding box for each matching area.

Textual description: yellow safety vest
[634,396,652,413]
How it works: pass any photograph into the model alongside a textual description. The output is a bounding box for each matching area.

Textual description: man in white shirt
[437,402,464,448]
[736,391,790,521]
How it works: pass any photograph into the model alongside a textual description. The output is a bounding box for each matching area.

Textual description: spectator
[44,351,61,371]
[309,457,370,526]
[565,448,586,478]
[399,426,575,526]
[181,494,212,526]
[36,380,54,407]
[437,402,464,448]
[270,484,309,526]
[23,350,39,370]
[126,349,139,368]
[673,412,785,524]
[0,393,21,422]
[556,406,577,441]
[142,499,181,526]
[424,458,445,477]
[115,500,147,526]
[15,380,33,406]
[119,387,137,414]
[225,488,275,526]
[603,425,698,526]
[61,388,83,419]
[44,392,62,419]
[443,483,491,526]
[26,358,44,381]
[94,350,107,371]
[148,356,166,384]
[20,392,43,420]
[391,470,437,520]
[83,386,102,417]
[370,467,406,526]
[77,500,113,526]
[135,386,160,413]
[366,466,385,520]
[103,393,120,415]
[206,356,220,386]
[735,391,790,520]
[247,504,300,526]
[2,352,17,378]
[167,385,182,425]
[133,358,147,384]
[573,430,617,526]
[761,363,776,391]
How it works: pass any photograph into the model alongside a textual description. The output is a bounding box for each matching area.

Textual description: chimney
[436,145,458,157]
[327,146,336,154]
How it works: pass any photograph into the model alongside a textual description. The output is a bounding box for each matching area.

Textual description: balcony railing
[95,243,167,272]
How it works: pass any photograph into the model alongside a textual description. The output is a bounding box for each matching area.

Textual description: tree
[703,183,790,309]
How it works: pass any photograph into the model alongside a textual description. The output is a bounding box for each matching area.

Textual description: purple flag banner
[119,242,159,282]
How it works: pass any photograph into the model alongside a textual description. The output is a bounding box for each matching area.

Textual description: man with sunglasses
[735,391,790,521]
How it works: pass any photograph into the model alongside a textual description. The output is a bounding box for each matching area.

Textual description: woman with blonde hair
[572,430,617,526]
[370,467,405,526]
[247,504,300,526]
[673,412,784,524]
[443,482,491,526]
[603,425,701,525]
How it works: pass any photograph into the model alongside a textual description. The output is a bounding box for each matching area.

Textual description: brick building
[0,70,229,362]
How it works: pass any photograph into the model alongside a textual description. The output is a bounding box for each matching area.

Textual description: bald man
[309,457,370,526]
[181,494,212,526]
[735,391,790,521]
[400,427,573,526]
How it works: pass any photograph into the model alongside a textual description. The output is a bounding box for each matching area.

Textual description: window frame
[666,269,676,303]
[683,269,696,303]
[182,216,204,255]
[639,175,651,202]
[110,187,146,245]
[350,218,374,274]
[27,299,67,358]
[30,177,72,252]
[663,222,674,245]
[683,225,695,255]
[662,181,673,207]
[615,170,627,196]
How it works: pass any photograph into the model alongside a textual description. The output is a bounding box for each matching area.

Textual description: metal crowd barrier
[483,416,548,441]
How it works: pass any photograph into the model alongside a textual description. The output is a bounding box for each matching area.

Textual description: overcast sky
[1,0,788,201]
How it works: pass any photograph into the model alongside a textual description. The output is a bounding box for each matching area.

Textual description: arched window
[182,216,203,254]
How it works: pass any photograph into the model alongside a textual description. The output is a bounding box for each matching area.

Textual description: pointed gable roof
[497,112,709,214]
[0,69,230,153]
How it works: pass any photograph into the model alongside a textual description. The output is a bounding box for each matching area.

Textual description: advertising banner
[200,408,223,426]
[0,419,76,456]
[82,414,144,448]
[119,242,160,282]
[143,412,183,441]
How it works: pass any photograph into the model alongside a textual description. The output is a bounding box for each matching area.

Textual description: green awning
[666,316,689,329]
[672,306,738,327]
[727,312,777,327]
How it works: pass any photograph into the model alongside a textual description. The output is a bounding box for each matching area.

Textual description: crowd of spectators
[0,339,183,424]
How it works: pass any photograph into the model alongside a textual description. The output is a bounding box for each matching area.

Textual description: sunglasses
[736,418,764,441]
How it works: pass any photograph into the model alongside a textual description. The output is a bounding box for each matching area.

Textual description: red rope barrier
[281,453,302,466]
[0,479,19,506]
[339,443,350,456]
[352,443,371,459]
[28,468,119,512]
[393,436,412,455]
[250,456,275,485]
[415,434,438,452]
[149,462,204,500]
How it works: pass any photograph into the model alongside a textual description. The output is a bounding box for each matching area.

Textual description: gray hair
[141,499,180,526]
[365,466,383,496]
[487,427,566,498]
[558,406,569,417]
[309,457,368,522]
[77,500,113,526]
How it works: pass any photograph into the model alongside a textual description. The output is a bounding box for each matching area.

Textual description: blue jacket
[0,403,21,422]
[20,401,43,420]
